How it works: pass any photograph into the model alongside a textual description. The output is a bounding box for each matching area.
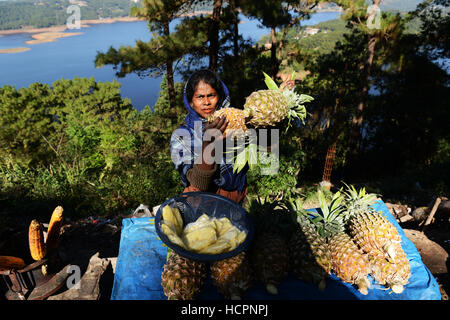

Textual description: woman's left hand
[280,79,295,91]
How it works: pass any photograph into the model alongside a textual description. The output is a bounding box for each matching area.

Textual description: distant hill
[0,0,141,30]
[0,0,426,31]
[379,0,423,13]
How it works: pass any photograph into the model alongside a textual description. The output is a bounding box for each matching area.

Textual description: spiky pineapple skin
[250,232,289,294]
[289,220,331,290]
[161,253,207,300]
[244,90,289,127]
[328,232,371,295]
[348,211,403,262]
[368,246,411,293]
[211,251,253,300]
[209,108,249,138]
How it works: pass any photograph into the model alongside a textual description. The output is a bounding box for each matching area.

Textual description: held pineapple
[208,107,249,139]
[342,184,411,293]
[161,252,207,300]
[211,251,253,300]
[243,72,312,129]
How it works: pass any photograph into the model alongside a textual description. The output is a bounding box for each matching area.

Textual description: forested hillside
[0,0,139,30]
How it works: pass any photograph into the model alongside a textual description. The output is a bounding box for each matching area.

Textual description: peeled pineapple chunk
[198,239,231,254]
[161,222,186,249]
[161,210,247,255]
[162,205,183,236]
[214,217,234,237]
[183,214,211,234]
[183,225,217,252]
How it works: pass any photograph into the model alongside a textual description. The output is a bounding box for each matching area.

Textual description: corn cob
[0,256,26,271]
[28,219,47,261]
[45,206,64,253]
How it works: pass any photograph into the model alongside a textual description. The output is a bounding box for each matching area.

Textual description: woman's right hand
[199,116,228,170]
[203,116,228,142]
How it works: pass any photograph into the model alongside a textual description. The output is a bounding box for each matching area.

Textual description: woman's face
[190,80,219,119]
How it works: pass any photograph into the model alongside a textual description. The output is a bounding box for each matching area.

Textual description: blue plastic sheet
[110,200,441,300]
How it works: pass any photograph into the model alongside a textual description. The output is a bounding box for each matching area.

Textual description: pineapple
[328,232,371,295]
[368,250,410,294]
[210,251,253,300]
[161,252,207,300]
[289,215,331,291]
[243,72,312,129]
[341,184,411,293]
[284,198,331,291]
[208,108,249,139]
[244,90,290,127]
[250,232,289,295]
[246,197,293,295]
[214,72,313,174]
[312,190,372,295]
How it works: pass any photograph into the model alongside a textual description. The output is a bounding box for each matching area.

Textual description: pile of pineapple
[160,184,412,300]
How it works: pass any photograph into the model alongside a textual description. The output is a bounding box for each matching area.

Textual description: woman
[170,69,249,204]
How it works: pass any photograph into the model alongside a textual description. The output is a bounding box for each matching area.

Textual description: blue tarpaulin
[110,200,442,300]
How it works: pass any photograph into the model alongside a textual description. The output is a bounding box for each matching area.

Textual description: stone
[403,229,448,275]
[412,207,430,223]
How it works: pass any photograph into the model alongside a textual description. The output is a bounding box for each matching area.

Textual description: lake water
[0,12,341,111]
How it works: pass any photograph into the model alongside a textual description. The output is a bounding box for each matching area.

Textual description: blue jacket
[170,79,248,192]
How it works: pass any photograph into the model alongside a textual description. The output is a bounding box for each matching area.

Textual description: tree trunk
[348,34,378,158]
[230,0,239,57]
[348,0,381,158]
[322,62,348,182]
[209,0,223,72]
[270,27,279,78]
[163,21,176,109]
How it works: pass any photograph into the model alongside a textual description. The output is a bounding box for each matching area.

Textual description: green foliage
[0,76,187,219]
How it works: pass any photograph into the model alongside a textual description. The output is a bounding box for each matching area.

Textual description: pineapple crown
[340,183,378,218]
[282,197,321,232]
[262,71,313,130]
[246,196,297,239]
[309,189,347,239]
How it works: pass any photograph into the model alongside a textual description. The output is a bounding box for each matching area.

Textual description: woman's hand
[203,116,228,140]
[280,79,295,91]
[199,116,228,170]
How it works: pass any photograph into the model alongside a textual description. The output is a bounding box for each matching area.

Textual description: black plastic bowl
[155,192,254,262]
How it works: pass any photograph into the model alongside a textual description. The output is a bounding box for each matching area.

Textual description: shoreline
[0,47,30,54]
[0,16,144,36]
[0,9,341,36]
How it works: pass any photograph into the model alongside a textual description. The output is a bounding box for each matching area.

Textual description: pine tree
[95,0,194,109]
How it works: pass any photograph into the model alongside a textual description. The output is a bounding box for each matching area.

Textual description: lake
[0,12,341,111]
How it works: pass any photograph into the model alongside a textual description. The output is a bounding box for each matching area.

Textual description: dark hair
[186,69,225,106]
